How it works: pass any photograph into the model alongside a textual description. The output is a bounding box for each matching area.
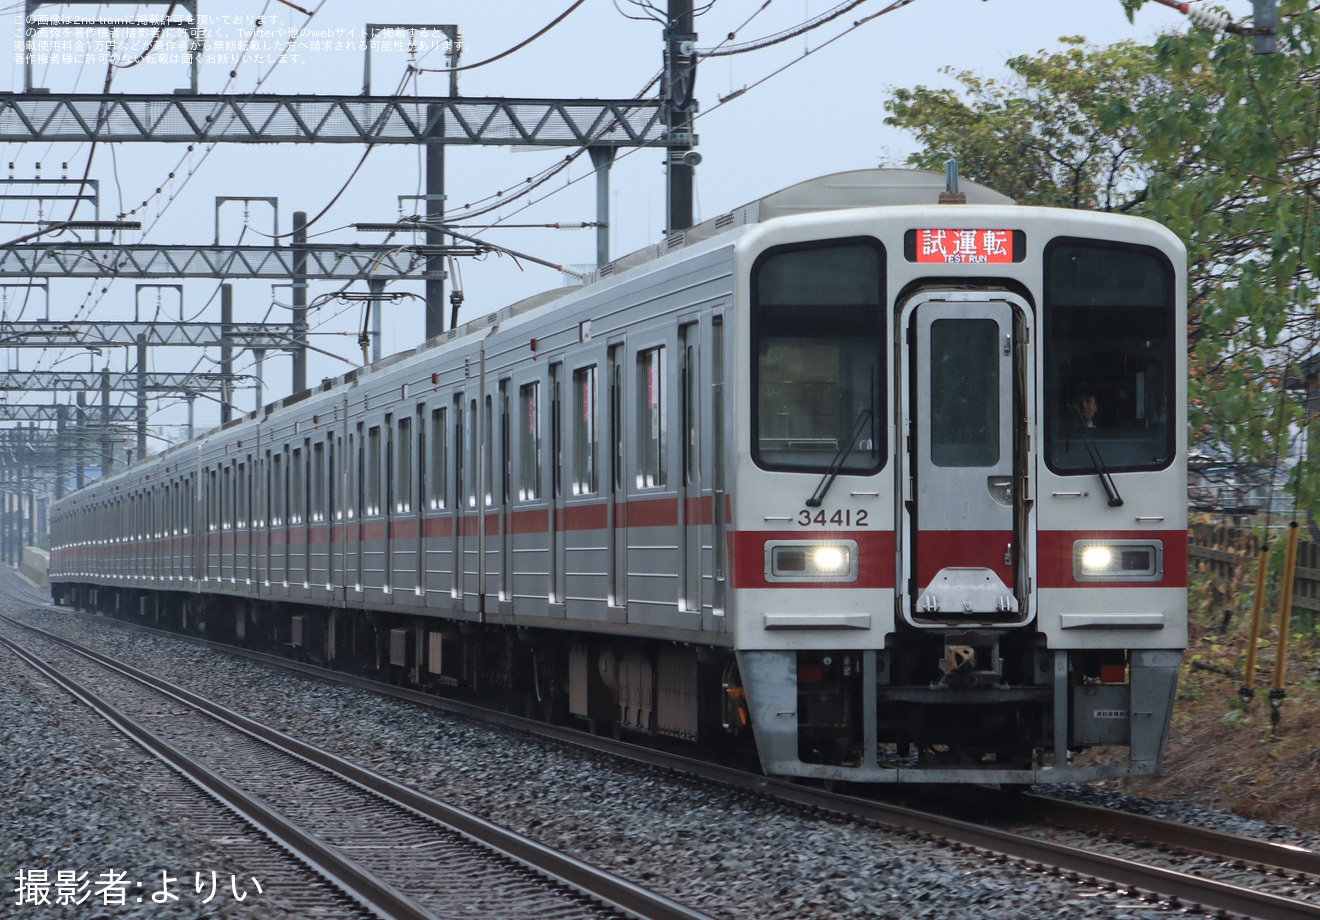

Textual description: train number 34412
[797,508,869,527]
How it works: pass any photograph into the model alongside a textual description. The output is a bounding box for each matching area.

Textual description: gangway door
[909,298,1019,618]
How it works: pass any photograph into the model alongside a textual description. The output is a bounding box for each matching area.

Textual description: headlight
[1073,540,1162,581]
[766,540,858,582]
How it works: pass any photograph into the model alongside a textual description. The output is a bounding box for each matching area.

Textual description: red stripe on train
[731,530,896,590]
[1036,529,1188,588]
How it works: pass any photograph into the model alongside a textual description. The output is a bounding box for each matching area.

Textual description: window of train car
[1043,239,1176,474]
[273,452,285,526]
[573,366,598,495]
[751,238,886,474]
[312,444,326,522]
[430,406,448,510]
[291,448,304,524]
[637,347,667,488]
[930,318,1000,467]
[237,462,248,528]
[520,383,541,500]
[397,416,413,513]
[367,426,382,515]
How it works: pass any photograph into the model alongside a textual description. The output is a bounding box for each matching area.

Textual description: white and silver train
[50,169,1188,784]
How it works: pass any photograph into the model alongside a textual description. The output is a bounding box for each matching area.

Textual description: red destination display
[914,228,1015,264]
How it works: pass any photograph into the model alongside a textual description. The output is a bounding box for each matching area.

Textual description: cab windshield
[1044,239,1176,474]
[751,239,885,474]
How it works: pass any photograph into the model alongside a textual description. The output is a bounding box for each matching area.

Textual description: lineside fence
[1188,520,1320,634]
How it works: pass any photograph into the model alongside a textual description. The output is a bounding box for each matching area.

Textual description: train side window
[609,349,623,494]
[291,447,304,524]
[397,415,412,514]
[550,363,564,501]
[385,415,396,519]
[222,465,232,530]
[1044,239,1176,474]
[467,399,479,509]
[272,452,285,526]
[499,383,511,505]
[353,423,365,521]
[483,396,494,507]
[263,451,273,527]
[416,406,427,516]
[637,346,667,489]
[329,438,340,524]
[453,394,464,511]
[573,366,598,495]
[236,462,247,528]
[519,382,541,501]
[430,407,448,509]
[367,425,382,516]
[208,469,218,531]
[312,443,325,522]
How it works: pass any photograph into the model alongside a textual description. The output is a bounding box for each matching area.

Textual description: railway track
[9,592,1320,919]
[0,610,714,920]
[1023,792,1320,879]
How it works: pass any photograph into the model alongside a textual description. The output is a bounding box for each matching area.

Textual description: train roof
[66,170,1017,494]
[585,167,1015,285]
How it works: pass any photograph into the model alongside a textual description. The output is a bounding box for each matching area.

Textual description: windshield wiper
[1068,406,1123,507]
[806,409,873,508]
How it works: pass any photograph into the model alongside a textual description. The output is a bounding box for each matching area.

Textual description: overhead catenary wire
[24,1,329,391]
[21,0,914,446]
[455,0,915,232]
[438,0,796,225]
[696,0,874,57]
[411,0,589,74]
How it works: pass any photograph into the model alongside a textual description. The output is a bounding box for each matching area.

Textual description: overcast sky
[0,0,1237,441]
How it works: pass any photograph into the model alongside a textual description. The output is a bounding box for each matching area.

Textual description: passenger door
[904,294,1027,621]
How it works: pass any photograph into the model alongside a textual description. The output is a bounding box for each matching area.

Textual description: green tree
[884,1,1320,507]
[883,37,1161,210]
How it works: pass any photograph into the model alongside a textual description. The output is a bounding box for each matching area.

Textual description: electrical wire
[455,1,913,232]
[443,1,893,226]
[24,0,908,440]
[112,2,180,69]
[696,0,873,57]
[411,0,588,74]
[24,0,320,381]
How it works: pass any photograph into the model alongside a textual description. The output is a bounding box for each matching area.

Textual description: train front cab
[731,212,1188,784]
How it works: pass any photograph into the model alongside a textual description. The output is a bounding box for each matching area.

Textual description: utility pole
[100,368,112,477]
[589,147,615,268]
[1253,0,1278,53]
[292,211,308,394]
[221,284,234,425]
[665,0,698,235]
[425,105,447,342]
[136,334,148,460]
[425,34,460,341]
[75,392,86,490]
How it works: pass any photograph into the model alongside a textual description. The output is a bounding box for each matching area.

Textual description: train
[49,168,1188,784]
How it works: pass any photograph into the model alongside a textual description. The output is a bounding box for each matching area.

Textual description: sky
[0,0,1248,449]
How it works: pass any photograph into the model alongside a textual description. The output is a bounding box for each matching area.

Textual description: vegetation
[883,0,1320,509]
[1136,541,1320,830]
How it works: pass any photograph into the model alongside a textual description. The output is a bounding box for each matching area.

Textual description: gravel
[5,576,1314,919]
[0,626,311,919]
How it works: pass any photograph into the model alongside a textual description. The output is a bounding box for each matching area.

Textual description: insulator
[1186,6,1231,31]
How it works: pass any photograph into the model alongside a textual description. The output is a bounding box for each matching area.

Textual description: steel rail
[1028,793,1320,877]
[0,630,434,920]
[0,614,715,920]
[19,604,1320,920]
